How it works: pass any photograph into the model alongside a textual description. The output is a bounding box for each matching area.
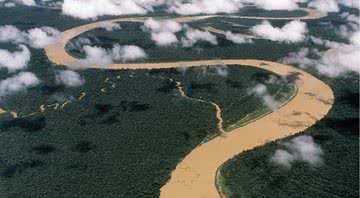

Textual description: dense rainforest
[219,69,359,198]
[0,46,291,197]
[217,6,359,198]
[0,4,358,198]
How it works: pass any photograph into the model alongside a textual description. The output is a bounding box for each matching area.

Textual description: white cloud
[112,44,147,61]
[340,12,360,25]
[337,13,359,40]
[213,64,228,77]
[1,0,37,7]
[225,31,253,44]
[285,136,323,166]
[36,0,63,8]
[75,44,147,67]
[0,45,31,72]
[281,34,360,78]
[4,2,16,7]
[19,0,36,6]
[251,20,308,43]
[305,13,360,77]
[338,0,360,9]
[0,72,40,100]
[144,18,182,33]
[0,25,60,48]
[248,84,279,111]
[56,70,85,87]
[97,21,121,31]
[66,37,92,51]
[254,0,299,10]
[270,149,294,168]
[0,25,25,43]
[233,0,306,10]
[167,0,243,15]
[310,36,343,48]
[78,45,114,67]
[281,47,319,68]
[308,0,339,13]
[271,135,323,168]
[350,31,360,46]
[27,26,60,48]
[317,44,360,77]
[143,18,182,46]
[151,32,179,46]
[181,29,218,47]
[61,0,163,19]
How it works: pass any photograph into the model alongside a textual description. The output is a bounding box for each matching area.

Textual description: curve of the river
[44,8,333,198]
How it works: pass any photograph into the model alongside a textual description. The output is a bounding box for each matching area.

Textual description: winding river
[43,8,333,198]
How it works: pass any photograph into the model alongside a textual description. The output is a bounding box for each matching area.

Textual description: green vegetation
[0,66,219,197]
[65,12,357,65]
[66,19,313,64]
[233,6,307,18]
[0,6,86,31]
[148,65,296,130]
[0,45,293,197]
[218,70,359,198]
[1,5,358,198]
[0,6,177,31]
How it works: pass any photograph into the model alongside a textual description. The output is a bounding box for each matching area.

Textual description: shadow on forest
[1,160,43,178]
[40,85,65,95]
[71,141,95,153]
[338,92,359,108]
[148,68,181,75]
[188,82,217,95]
[323,117,359,135]
[0,116,46,132]
[78,101,150,126]
[157,80,177,94]
[226,79,244,89]
[251,72,272,82]
[30,145,56,155]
